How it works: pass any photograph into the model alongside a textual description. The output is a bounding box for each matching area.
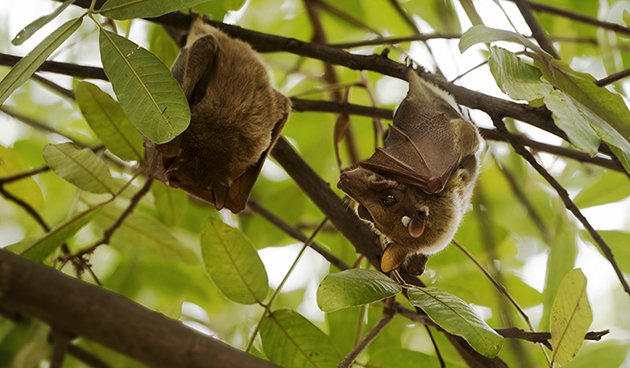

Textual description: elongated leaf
[544,90,600,155]
[488,46,549,101]
[542,86,630,171]
[75,81,144,161]
[0,145,43,209]
[43,143,116,194]
[459,25,543,54]
[98,204,197,264]
[260,309,341,368]
[550,268,592,365]
[11,0,74,46]
[6,204,103,262]
[100,0,211,20]
[316,268,401,312]
[535,58,630,139]
[368,348,444,368]
[563,341,630,368]
[99,30,190,144]
[408,287,503,357]
[200,217,268,304]
[595,231,630,274]
[0,17,82,105]
[151,181,188,226]
[574,171,630,208]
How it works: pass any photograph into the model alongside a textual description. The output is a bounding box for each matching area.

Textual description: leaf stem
[245,217,328,352]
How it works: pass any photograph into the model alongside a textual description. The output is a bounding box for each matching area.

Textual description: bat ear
[381,243,407,273]
[402,212,426,238]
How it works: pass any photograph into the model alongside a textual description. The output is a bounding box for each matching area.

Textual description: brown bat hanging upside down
[338,69,481,274]
[145,18,290,213]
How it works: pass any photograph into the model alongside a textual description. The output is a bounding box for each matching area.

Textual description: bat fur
[338,69,481,274]
[145,18,290,213]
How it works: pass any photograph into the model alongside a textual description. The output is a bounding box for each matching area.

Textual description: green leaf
[595,231,630,274]
[459,25,542,54]
[408,287,503,357]
[151,181,188,226]
[316,268,401,312]
[43,143,116,194]
[11,0,74,46]
[99,30,190,144]
[543,90,600,155]
[6,204,103,262]
[0,145,43,209]
[550,268,592,365]
[98,204,197,264]
[573,171,630,208]
[0,17,82,106]
[260,309,341,368]
[488,47,549,101]
[200,217,268,304]
[534,58,630,143]
[75,81,144,161]
[368,348,444,368]
[99,0,211,20]
[563,341,630,368]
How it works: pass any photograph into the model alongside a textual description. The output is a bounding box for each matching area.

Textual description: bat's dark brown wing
[222,108,290,213]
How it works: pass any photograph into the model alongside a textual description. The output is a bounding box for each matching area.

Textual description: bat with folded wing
[338,69,481,274]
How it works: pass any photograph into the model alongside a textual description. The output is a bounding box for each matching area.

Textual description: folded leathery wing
[359,70,479,195]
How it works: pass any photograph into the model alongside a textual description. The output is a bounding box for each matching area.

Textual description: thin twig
[424,325,445,368]
[316,0,381,35]
[492,115,630,296]
[513,0,559,58]
[0,107,92,149]
[32,74,75,99]
[245,218,329,352]
[330,34,462,48]
[491,153,551,243]
[527,0,630,37]
[338,301,395,368]
[595,67,630,87]
[70,179,153,258]
[247,200,349,270]
[0,166,50,185]
[0,185,50,231]
[66,344,110,368]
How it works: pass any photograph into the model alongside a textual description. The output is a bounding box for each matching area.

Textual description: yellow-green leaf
[408,287,503,358]
[200,217,268,304]
[550,268,592,365]
[75,81,144,161]
[0,17,82,105]
[99,30,190,144]
[7,204,104,262]
[99,0,212,20]
[11,0,74,46]
[260,309,341,368]
[0,145,43,209]
[316,268,401,312]
[43,143,116,195]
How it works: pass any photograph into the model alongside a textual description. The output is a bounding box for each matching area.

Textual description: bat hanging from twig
[338,68,481,274]
[145,18,290,213]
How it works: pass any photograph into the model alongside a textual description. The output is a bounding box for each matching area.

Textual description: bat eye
[382,194,397,206]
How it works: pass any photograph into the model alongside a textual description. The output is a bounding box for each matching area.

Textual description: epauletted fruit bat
[145,18,290,213]
[338,68,480,274]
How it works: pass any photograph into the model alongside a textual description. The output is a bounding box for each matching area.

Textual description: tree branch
[513,0,559,58]
[0,249,276,368]
[58,0,564,140]
[492,115,630,296]
[527,0,630,37]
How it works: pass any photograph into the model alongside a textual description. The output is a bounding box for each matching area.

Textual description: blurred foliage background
[1,0,630,367]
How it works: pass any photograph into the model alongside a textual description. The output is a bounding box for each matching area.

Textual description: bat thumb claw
[381,244,407,273]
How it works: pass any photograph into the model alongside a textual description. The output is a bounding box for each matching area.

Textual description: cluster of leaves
[1,0,630,367]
